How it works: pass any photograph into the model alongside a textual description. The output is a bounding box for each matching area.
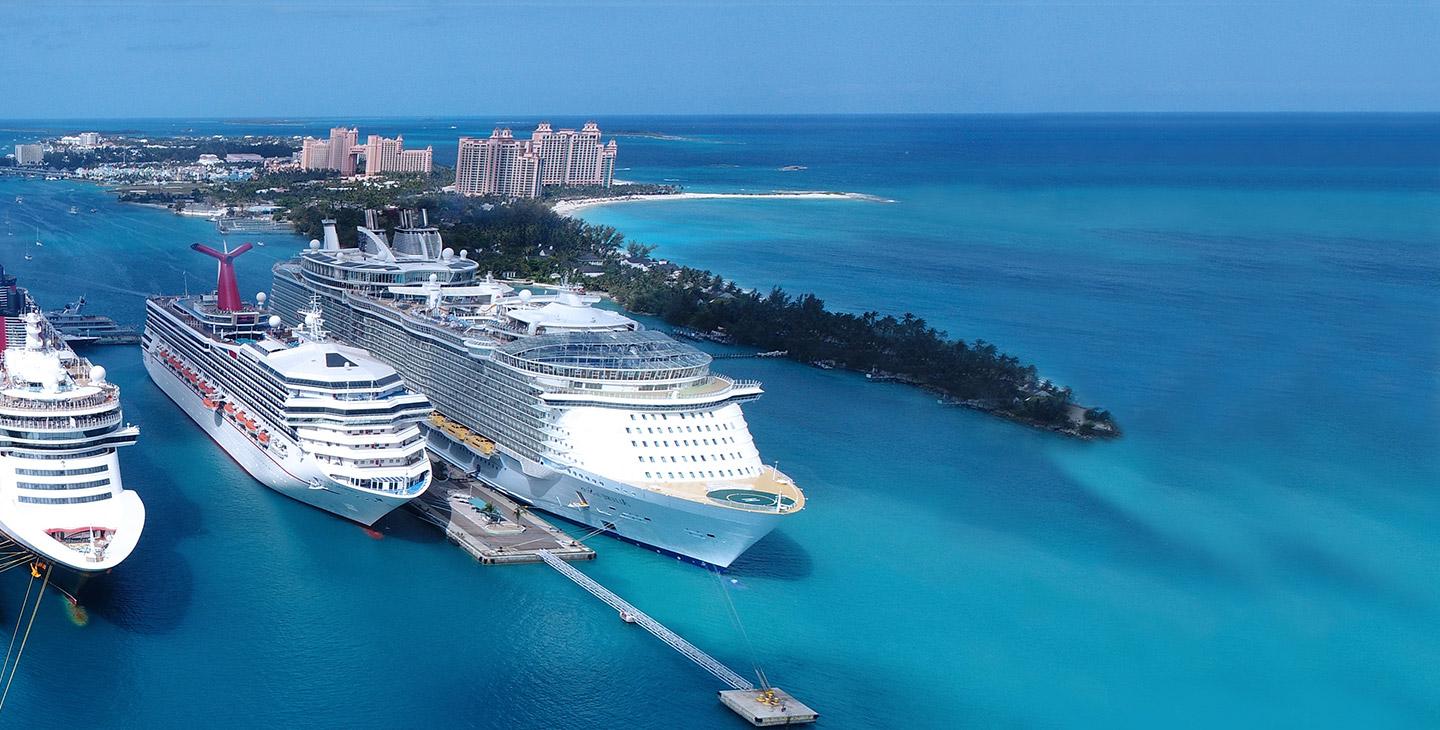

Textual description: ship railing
[0,390,117,411]
[0,411,123,431]
[540,376,762,402]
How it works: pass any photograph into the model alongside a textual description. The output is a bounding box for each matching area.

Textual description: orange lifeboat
[202,397,217,409]
[257,432,271,444]
[224,403,237,414]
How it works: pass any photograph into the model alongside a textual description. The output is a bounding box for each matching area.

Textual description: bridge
[537,549,753,689]
[537,550,817,725]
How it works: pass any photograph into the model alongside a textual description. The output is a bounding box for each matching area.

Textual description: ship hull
[143,349,410,526]
[427,432,781,567]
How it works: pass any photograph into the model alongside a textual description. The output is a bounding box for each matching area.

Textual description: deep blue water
[0,115,1437,727]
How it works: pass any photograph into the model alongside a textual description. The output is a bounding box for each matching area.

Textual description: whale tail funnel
[191,242,253,312]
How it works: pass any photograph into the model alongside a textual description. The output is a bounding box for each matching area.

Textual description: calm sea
[0,115,1436,728]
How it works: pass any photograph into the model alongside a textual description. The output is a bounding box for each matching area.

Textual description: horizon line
[2,111,1439,123]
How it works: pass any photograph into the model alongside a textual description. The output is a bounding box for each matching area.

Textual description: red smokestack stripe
[190,242,253,312]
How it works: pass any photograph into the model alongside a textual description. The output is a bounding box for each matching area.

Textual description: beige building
[454,130,543,198]
[328,127,358,175]
[530,121,617,187]
[299,137,331,170]
[362,135,433,177]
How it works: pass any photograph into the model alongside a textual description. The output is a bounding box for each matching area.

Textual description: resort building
[531,122,617,187]
[362,135,433,177]
[14,144,44,165]
[300,137,332,170]
[327,127,359,175]
[454,130,543,198]
[77,132,101,148]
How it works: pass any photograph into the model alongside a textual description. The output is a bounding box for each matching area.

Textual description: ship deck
[640,466,806,513]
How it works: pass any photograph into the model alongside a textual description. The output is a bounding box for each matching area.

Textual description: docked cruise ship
[143,243,432,525]
[0,266,145,572]
[271,211,804,566]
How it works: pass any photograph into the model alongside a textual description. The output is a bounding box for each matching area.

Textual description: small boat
[68,206,79,215]
[619,611,637,624]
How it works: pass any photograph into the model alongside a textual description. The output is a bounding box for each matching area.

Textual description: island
[8,131,1119,439]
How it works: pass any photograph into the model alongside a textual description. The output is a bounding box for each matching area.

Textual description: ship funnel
[322,219,341,250]
[191,242,253,312]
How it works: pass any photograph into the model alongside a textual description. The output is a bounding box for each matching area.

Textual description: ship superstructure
[45,296,142,345]
[0,266,145,572]
[271,211,803,566]
[143,243,432,525]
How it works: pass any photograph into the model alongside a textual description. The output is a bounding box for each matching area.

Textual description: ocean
[0,114,1435,727]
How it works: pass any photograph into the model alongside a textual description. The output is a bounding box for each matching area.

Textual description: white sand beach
[552,190,893,217]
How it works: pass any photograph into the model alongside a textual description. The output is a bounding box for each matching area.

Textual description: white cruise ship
[0,267,145,572]
[143,243,432,525]
[271,211,804,566]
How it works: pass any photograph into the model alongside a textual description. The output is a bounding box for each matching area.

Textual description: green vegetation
[542,182,681,200]
[295,195,1116,438]
[31,137,297,171]
[190,158,1117,439]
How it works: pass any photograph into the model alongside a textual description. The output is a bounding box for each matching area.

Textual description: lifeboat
[224,403,237,414]
[257,432,271,444]
[202,397,218,409]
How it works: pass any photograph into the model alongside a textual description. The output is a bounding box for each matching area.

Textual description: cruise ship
[143,243,432,525]
[45,296,142,345]
[0,265,145,572]
[271,211,804,566]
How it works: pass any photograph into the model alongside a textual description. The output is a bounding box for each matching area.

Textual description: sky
[1,0,1436,117]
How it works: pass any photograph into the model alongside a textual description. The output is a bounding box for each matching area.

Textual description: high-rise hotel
[454,122,617,198]
[299,127,432,177]
[454,129,543,198]
[363,135,433,177]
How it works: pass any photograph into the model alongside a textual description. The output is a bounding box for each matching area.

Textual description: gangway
[537,550,817,725]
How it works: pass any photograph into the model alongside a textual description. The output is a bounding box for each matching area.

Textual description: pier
[537,550,817,726]
[407,467,594,565]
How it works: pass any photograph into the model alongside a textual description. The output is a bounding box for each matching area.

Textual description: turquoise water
[0,116,1438,727]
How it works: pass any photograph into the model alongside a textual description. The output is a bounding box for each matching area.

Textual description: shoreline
[551,190,893,217]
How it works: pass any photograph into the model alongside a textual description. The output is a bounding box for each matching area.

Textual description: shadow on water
[78,446,200,635]
[725,530,812,580]
[366,505,447,545]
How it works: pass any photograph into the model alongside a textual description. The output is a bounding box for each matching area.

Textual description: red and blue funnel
[191,242,253,312]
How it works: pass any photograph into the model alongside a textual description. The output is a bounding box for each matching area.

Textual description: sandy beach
[551,190,893,217]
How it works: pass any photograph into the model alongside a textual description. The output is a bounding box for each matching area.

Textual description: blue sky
[4,1,1437,116]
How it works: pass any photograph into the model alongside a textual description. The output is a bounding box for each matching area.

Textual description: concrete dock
[408,466,595,565]
[718,688,819,727]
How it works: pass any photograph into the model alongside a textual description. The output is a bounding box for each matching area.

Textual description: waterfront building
[328,127,359,175]
[531,121,618,187]
[77,132,101,148]
[362,135,433,177]
[300,137,331,170]
[14,144,44,165]
[454,130,543,198]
